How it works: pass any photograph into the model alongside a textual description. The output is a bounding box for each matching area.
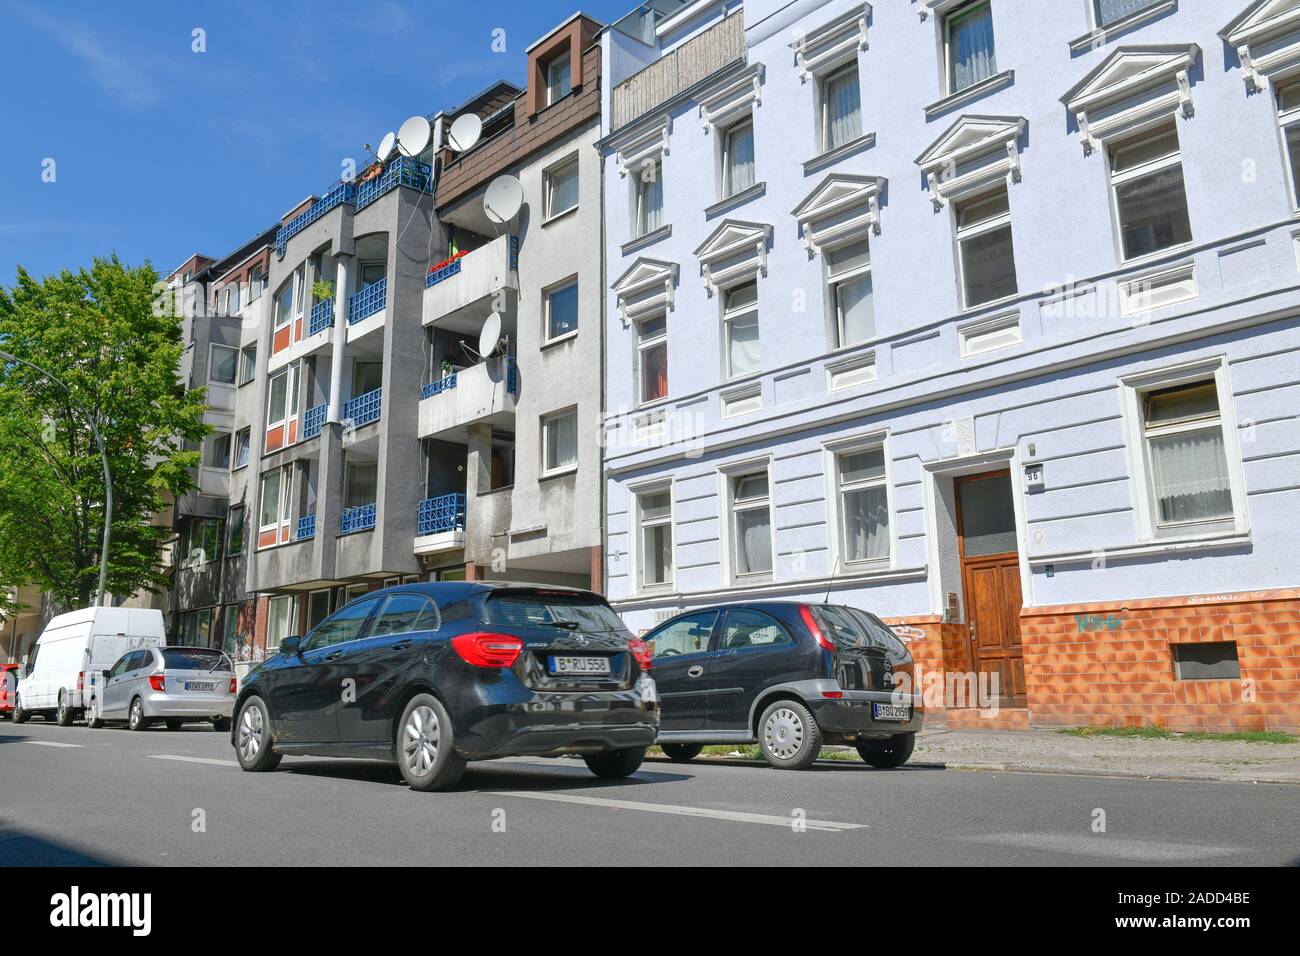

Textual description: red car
[0,663,20,718]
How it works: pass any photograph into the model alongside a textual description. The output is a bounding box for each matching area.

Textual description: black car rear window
[485,593,629,634]
[812,606,907,654]
[161,648,230,671]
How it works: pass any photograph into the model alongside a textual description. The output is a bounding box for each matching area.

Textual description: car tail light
[451,632,524,668]
[627,639,653,671]
[229,677,238,694]
[822,690,844,699]
[800,606,836,654]
[76,671,85,691]
[148,674,165,692]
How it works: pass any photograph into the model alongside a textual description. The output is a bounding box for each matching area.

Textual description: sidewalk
[911,727,1300,784]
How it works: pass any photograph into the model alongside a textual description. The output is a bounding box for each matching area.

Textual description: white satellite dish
[448,113,482,153]
[397,116,431,157]
[479,312,503,358]
[483,175,523,225]
[377,131,396,162]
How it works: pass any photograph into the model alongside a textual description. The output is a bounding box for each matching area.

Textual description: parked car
[231,582,658,791]
[0,663,20,719]
[14,608,166,725]
[84,646,235,731]
[644,602,922,770]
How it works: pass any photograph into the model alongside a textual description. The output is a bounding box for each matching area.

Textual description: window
[1172,641,1241,681]
[259,466,292,536]
[239,345,257,384]
[179,608,213,647]
[306,590,331,631]
[371,594,439,636]
[273,280,293,330]
[636,315,668,405]
[637,488,673,589]
[836,446,889,564]
[650,610,717,658]
[209,432,231,470]
[720,608,792,649]
[1276,76,1300,209]
[1094,0,1162,28]
[545,158,579,218]
[266,363,300,430]
[547,50,572,104]
[182,517,224,566]
[345,461,378,509]
[227,505,245,555]
[359,261,384,289]
[1107,118,1192,261]
[826,238,874,346]
[266,595,298,653]
[233,428,250,469]
[209,345,237,385]
[730,470,772,577]
[293,267,305,316]
[635,159,663,237]
[819,62,862,153]
[542,408,578,475]
[722,118,756,198]
[954,186,1018,308]
[220,607,240,655]
[226,282,241,314]
[722,281,760,379]
[305,598,378,650]
[545,280,579,341]
[345,584,370,603]
[945,1,997,94]
[248,268,264,302]
[1140,381,1233,528]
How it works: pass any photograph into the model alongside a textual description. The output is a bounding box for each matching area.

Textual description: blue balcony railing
[348,277,386,324]
[417,493,466,536]
[308,298,334,336]
[340,503,376,535]
[421,372,457,399]
[425,234,518,288]
[356,156,432,211]
[302,403,327,439]
[343,387,382,428]
[296,514,316,541]
[276,181,357,257]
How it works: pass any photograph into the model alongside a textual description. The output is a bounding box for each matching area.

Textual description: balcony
[349,278,387,324]
[302,403,327,440]
[356,156,432,211]
[417,356,517,441]
[343,387,382,428]
[414,493,467,555]
[340,503,376,535]
[422,233,518,329]
[276,181,356,257]
[296,514,316,541]
[611,13,745,130]
[308,298,334,336]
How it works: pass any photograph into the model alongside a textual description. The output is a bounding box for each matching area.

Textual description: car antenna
[822,554,843,606]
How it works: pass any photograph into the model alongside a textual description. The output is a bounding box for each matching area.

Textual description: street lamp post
[0,350,114,607]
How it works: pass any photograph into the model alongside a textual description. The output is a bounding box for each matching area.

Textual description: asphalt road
[1,717,1296,866]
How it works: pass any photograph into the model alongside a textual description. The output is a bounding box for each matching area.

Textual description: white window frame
[266,362,300,431]
[233,427,251,470]
[952,183,1018,311]
[248,269,264,303]
[208,432,232,470]
[632,481,675,593]
[823,432,896,571]
[824,237,874,348]
[266,595,297,654]
[633,157,664,239]
[718,457,776,584]
[272,279,294,331]
[817,61,863,155]
[635,313,668,407]
[1275,73,1300,211]
[541,407,579,477]
[1118,358,1249,544]
[721,280,760,381]
[719,115,756,200]
[544,155,580,220]
[258,464,293,544]
[543,277,579,343]
[208,343,238,386]
[293,266,305,319]
[943,0,997,97]
[1105,117,1193,265]
[239,344,257,384]
[1088,0,1165,31]
[547,50,572,105]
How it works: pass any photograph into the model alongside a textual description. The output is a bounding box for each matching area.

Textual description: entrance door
[956,470,1025,702]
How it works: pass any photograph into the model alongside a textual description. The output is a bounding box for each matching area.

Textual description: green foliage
[0,256,210,606]
[311,279,334,303]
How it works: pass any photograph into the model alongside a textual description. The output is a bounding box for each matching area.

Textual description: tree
[0,256,209,607]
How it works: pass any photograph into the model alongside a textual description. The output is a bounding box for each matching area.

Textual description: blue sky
[0,0,633,283]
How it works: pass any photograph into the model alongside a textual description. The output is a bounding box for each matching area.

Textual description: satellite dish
[448,113,482,153]
[479,312,503,358]
[483,175,523,225]
[377,131,396,162]
[397,116,430,156]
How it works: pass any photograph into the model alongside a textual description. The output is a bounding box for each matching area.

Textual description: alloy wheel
[130,700,142,728]
[764,707,805,760]
[403,705,440,777]
[239,705,263,761]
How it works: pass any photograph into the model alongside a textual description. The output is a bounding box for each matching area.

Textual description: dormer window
[547,51,572,105]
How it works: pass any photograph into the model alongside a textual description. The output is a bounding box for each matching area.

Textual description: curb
[940,760,1300,785]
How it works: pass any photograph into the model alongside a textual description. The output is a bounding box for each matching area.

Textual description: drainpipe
[328,253,352,424]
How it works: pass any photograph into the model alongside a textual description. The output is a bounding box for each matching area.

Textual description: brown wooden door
[956,471,1026,702]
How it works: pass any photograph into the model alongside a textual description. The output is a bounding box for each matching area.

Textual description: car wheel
[758,700,822,770]
[584,746,647,779]
[165,719,183,731]
[87,715,104,729]
[212,716,231,732]
[235,696,281,772]
[55,692,75,727]
[128,697,151,732]
[661,743,703,762]
[396,693,466,792]
[12,695,29,724]
[855,732,915,769]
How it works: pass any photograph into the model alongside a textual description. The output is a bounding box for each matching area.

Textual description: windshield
[161,648,231,671]
[485,593,630,635]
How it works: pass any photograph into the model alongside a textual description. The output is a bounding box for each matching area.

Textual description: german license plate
[872,702,911,722]
[184,681,217,692]
[548,656,611,676]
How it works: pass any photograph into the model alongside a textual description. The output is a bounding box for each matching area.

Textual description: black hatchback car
[231,583,657,790]
[645,602,921,770]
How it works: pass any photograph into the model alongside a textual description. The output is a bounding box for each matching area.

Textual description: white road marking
[958,832,1240,861]
[149,754,239,768]
[25,740,83,748]
[493,790,865,831]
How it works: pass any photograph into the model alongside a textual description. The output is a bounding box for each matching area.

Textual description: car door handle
[324,652,344,662]
[391,640,413,651]
[687,665,704,678]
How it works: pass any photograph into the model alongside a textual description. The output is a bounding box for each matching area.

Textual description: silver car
[89,646,235,731]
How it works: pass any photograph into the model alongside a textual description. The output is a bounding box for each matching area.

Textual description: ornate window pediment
[790,2,870,81]
[1062,45,1200,154]
[699,63,764,132]
[611,257,679,324]
[1221,0,1300,92]
[915,114,1026,211]
[791,174,884,255]
[614,115,672,178]
[693,219,773,296]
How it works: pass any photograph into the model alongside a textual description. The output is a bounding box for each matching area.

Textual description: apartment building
[599,0,1300,732]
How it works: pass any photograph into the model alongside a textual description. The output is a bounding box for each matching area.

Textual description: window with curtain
[637,314,668,404]
[1095,0,1162,28]
[946,1,997,94]
[723,281,761,379]
[731,471,772,577]
[1107,118,1192,261]
[1276,77,1300,209]
[954,185,1018,308]
[636,159,663,237]
[546,280,579,340]
[345,461,378,508]
[838,447,889,563]
[1142,382,1234,527]
[544,409,578,474]
[820,62,862,152]
[826,238,874,346]
[234,428,250,468]
[723,118,755,197]
[638,489,673,589]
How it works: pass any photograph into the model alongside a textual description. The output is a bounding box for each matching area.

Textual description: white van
[14,608,166,725]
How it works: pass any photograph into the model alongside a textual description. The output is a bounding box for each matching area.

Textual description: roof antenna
[822,553,842,606]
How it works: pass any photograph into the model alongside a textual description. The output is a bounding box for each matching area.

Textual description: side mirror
[279,636,302,657]
[102,670,110,680]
